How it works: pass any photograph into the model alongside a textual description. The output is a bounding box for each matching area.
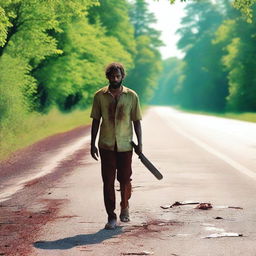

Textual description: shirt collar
[103,85,128,94]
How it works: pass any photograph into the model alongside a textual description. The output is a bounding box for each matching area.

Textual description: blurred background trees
[1,0,256,147]
[125,0,163,103]
[153,0,256,113]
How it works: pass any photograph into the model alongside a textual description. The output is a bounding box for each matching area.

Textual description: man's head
[105,62,125,89]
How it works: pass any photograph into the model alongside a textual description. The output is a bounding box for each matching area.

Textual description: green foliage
[34,17,133,111]
[0,0,99,158]
[176,0,229,111]
[0,53,36,159]
[166,0,256,112]
[0,0,99,114]
[130,0,162,47]
[151,57,184,105]
[233,0,255,22]
[126,0,163,103]
[126,35,162,103]
[0,6,12,47]
[0,54,28,123]
[214,7,256,111]
[88,0,136,55]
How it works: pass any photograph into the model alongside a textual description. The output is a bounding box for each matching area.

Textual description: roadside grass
[175,106,256,123]
[214,112,256,123]
[0,108,91,161]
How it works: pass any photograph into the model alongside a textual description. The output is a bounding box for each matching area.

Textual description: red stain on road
[0,199,66,256]
[0,125,91,255]
[124,219,182,238]
[0,125,90,183]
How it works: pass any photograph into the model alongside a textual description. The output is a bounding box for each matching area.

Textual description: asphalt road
[1,106,256,256]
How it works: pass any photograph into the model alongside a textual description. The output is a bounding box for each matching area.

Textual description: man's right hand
[91,145,99,161]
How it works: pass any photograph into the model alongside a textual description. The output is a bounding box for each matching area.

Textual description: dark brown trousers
[99,147,133,221]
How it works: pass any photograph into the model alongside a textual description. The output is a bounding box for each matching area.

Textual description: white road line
[0,135,91,203]
[156,109,256,181]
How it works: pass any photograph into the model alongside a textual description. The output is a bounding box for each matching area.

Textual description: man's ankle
[105,219,117,230]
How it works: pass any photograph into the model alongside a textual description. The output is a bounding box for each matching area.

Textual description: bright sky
[146,0,187,60]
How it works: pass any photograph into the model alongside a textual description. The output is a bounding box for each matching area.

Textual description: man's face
[107,70,123,89]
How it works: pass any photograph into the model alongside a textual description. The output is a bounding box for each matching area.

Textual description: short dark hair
[105,62,125,79]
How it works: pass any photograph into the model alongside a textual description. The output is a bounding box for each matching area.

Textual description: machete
[131,141,163,180]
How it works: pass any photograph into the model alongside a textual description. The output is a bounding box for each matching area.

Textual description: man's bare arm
[133,120,142,154]
[91,118,100,160]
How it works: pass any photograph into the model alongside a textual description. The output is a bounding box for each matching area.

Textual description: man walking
[90,62,142,230]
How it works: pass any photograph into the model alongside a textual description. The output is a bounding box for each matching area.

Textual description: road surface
[1,106,256,256]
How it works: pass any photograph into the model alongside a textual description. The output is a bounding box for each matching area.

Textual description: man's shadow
[34,226,123,250]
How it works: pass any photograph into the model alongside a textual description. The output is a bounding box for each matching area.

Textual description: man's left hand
[134,143,142,155]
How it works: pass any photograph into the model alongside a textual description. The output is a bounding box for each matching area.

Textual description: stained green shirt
[90,85,142,152]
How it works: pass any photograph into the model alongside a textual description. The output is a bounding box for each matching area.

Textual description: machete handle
[131,141,138,151]
[131,141,141,155]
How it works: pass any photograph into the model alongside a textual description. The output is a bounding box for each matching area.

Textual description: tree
[126,0,163,103]
[130,0,162,47]
[34,17,133,111]
[151,57,184,105]
[176,0,229,111]
[87,0,136,55]
[0,0,98,137]
[214,6,256,111]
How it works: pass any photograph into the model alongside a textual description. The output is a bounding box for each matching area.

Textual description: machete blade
[131,141,163,180]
